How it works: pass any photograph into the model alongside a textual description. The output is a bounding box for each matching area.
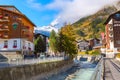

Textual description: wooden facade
[0,5,35,59]
[0,5,35,42]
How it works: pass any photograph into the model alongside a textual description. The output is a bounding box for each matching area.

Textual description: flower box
[13,46,17,48]
[4,45,8,48]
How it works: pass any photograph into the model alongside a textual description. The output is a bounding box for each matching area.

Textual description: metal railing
[0,57,65,68]
[90,57,104,80]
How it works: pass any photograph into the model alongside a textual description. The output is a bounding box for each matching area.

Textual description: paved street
[104,58,120,80]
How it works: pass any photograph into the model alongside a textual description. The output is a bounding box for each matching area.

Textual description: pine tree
[34,35,46,57]
[49,30,58,55]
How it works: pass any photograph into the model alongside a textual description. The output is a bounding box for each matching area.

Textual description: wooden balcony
[0,15,9,22]
[0,28,9,31]
[3,35,8,38]
[0,19,9,22]
[4,16,9,19]
[17,17,22,21]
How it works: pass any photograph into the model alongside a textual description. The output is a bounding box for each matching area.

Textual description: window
[13,40,17,48]
[28,43,31,50]
[4,32,8,35]
[4,14,8,16]
[4,40,8,48]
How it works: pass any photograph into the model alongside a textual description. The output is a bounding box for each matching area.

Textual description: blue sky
[0,0,119,27]
[0,0,58,27]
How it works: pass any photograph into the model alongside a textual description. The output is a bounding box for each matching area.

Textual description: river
[42,60,97,80]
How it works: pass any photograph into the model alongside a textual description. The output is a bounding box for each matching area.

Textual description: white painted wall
[110,41,114,50]
[0,38,34,51]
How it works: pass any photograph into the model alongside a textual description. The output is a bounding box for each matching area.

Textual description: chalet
[89,38,101,49]
[77,40,89,51]
[0,5,35,60]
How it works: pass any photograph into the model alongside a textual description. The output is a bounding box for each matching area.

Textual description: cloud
[27,0,119,27]
[46,0,119,26]
[27,0,42,10]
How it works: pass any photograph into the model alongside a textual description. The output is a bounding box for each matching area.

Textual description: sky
[0,0,119,28]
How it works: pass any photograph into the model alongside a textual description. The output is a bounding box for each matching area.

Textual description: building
[89,38,101,49]
[0,5,35,60]
[77,40,89,51]
[77,38,101,53]
[104,11,120,58]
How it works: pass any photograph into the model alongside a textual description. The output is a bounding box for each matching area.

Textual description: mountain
[71,3,119,40]
[34,26,58,37]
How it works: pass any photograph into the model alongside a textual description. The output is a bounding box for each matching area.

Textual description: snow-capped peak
[34,25,58,33]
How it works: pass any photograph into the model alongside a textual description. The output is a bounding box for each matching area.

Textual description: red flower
[0,15,3,19]
[0,25,2,28]
[26,26,29,29]
[4,45,8,48]
[13,46,17,48]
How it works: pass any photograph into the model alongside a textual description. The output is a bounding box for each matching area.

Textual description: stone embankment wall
[0,60,73,80]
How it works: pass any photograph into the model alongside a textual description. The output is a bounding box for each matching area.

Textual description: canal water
[45,59,97,80]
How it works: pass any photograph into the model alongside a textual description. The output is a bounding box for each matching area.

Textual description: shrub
[88,50,100,55]
[116,53,120,58]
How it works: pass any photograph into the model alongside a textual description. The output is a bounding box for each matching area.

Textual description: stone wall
[0,60,73,80]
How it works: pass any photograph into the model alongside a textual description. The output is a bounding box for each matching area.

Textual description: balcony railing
[0,28,9,31]
[4,25,9,29]
[3,35,8,38]
[0,15,9,22]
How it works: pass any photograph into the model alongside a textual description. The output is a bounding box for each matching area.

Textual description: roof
[88,38,100,41]
[0,5,36,27]
[77,39,89,43]
[0,5,22,13]
[104,10,120,25]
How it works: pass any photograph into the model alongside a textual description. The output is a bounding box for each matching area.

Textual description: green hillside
[72,6,117,40]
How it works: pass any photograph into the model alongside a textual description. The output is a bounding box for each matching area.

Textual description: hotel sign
[113,21,120,27]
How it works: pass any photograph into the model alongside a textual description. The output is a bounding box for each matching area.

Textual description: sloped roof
[104,10,120,25]
[0,5,22,13]
[0,5,36,26]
